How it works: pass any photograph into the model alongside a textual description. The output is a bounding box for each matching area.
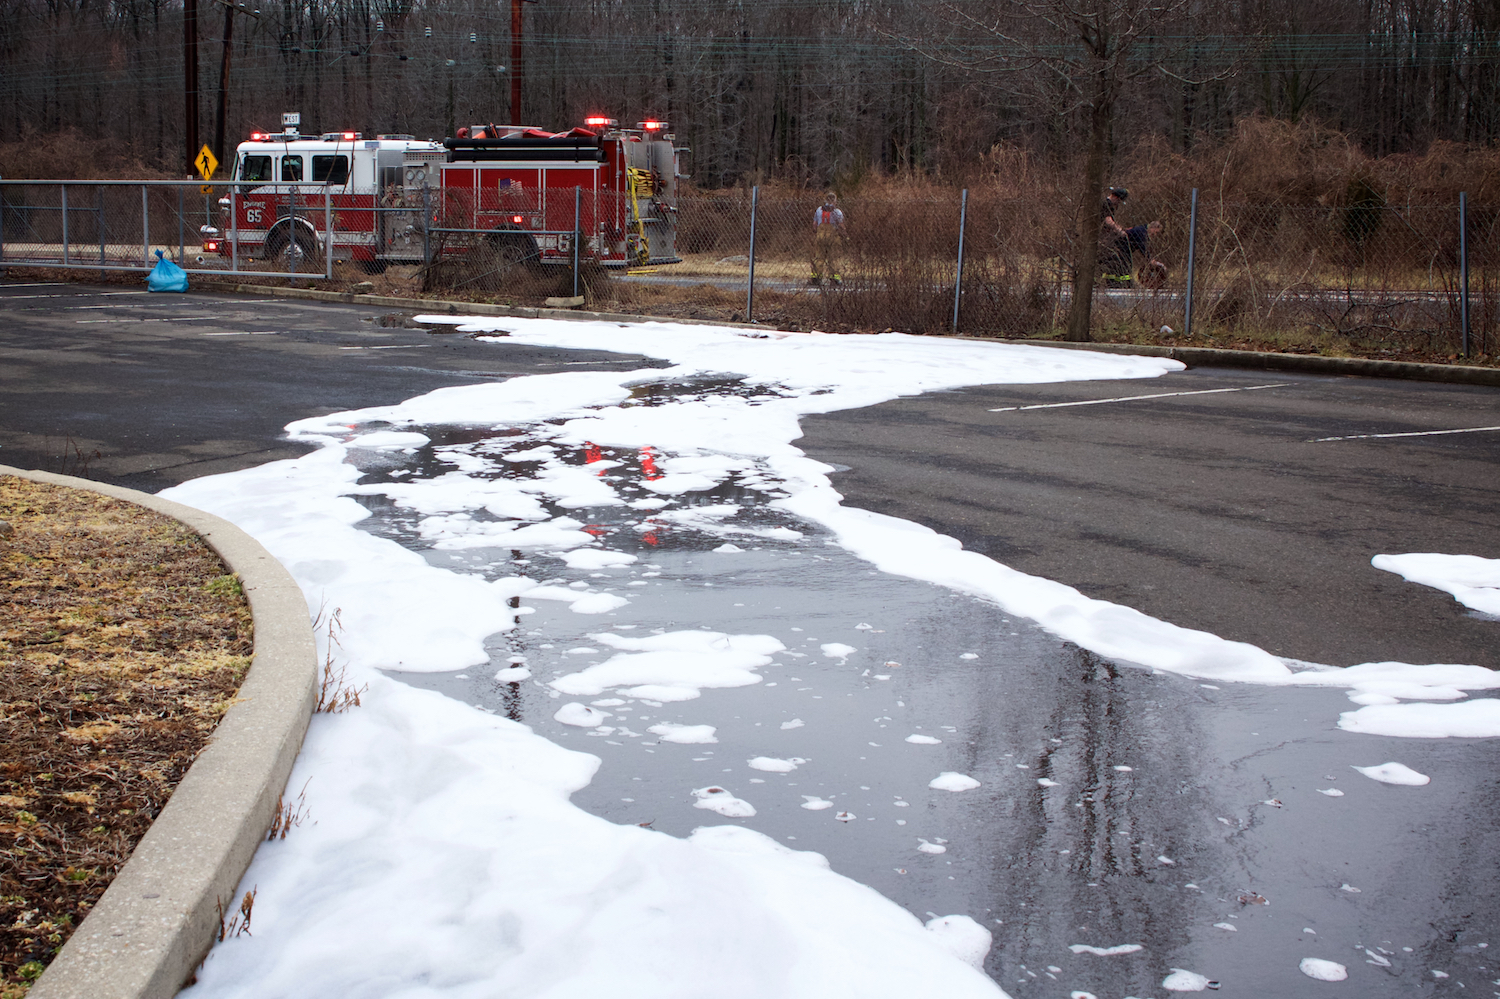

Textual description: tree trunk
[1064,79,1114,342]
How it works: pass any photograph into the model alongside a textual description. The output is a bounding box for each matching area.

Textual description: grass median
[0,477,251,996]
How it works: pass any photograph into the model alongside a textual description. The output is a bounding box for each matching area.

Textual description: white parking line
[0,291,148,300]
[203,331,279,336]
[1311,425,1500,442]
[338,345,431,350]
[989,383,1290,412]
[76,316,208,323]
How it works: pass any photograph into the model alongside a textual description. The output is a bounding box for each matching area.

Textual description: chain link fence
[2,178,1493,357]
[1176,200,1492,356]
[0,180,338,279]
[674,187,1495,356]
[0,181,661,296]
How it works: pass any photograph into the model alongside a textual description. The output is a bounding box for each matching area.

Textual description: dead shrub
[0,128,171,180]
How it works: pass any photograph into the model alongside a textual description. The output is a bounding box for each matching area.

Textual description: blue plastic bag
[147,249,188,293]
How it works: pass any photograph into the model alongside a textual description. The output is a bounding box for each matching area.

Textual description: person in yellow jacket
[809,191,846,286]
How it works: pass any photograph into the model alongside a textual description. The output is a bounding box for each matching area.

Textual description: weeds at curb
[215,888,257,942]
[312,607,367,713]
[266,782,309,842]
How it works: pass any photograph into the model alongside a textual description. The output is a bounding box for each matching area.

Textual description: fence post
[746,185,759,323]
[952,188,969,333]
[1184,187,1199,338]
[324,188,333,279]
[61,185,70,266]
[230,185,238,272]
[573,185,581,299]
[141,185,149,266]
[421,184,431,266]
[1460,191,1470,358]
[97,188,106,277]
[178,185,185,263]
[289,184,298,276]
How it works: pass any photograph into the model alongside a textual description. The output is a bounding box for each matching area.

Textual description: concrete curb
[2,466,319,999]
[979,337,1500,388]
[192,279,756,330]
[193,280,1500,388]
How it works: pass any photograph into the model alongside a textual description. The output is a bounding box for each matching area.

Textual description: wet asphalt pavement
[0,281,664,492]
[800,370,1500,670]
[397,533,1500,998]
[3,279,1500,995]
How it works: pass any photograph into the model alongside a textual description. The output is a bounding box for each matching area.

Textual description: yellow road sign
[201,185,215,195]
[194,145,219,181]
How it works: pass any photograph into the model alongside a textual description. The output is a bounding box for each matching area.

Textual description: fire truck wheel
[476,236,534,278]
[266,230,318,269]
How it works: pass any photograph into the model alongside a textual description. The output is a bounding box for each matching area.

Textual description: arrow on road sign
[194,145,219,182]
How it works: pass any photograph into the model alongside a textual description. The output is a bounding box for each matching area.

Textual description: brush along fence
[1,178,1493,356]
[675,188,1493,355]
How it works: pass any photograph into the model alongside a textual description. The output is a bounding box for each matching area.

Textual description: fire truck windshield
[238,155,272,182]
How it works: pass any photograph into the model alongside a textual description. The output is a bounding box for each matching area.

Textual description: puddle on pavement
[344,400,1500,998]
[619,372,793,407]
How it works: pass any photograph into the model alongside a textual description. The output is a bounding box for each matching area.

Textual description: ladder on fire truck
[626,166,654,267]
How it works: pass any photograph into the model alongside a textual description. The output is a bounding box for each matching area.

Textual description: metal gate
[0,179,333,280]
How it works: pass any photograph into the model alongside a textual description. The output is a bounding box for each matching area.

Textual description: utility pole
[185,0,200,175]
[510,0,524,124]
[214,1,236,165]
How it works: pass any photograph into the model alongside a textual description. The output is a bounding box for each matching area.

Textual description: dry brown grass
[0,477,251,994]
[1123,116,1500,208]
[0,129,172,182]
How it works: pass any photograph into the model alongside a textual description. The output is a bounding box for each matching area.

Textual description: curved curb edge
[976,337,1500,387]
[2,465,318,999]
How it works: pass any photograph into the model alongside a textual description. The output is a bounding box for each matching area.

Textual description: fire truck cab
[200,127,445,268]
[201,114,682,272]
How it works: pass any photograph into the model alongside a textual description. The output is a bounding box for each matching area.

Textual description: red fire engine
[200,113,681,272]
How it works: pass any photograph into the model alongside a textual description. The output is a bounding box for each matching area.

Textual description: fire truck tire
[265,229,318,270]
[477,235,537,278]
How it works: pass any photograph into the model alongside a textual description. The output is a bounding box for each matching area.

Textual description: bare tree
[897,0,1236,340]
[0,0,1491,186]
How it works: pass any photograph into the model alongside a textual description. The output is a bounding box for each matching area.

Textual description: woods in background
[0,0,1495,185]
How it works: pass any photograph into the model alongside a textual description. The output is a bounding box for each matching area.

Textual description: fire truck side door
[234,154,275,229]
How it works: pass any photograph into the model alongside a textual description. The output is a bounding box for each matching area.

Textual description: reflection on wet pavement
[350,402,1499,997]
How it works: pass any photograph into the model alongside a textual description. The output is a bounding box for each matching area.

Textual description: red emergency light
[511,215,524,224]
[583,116,618,128]
[342,131,357,140]
[637,120,668,131]
[250,131,267,141]
[203,240,220,252]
